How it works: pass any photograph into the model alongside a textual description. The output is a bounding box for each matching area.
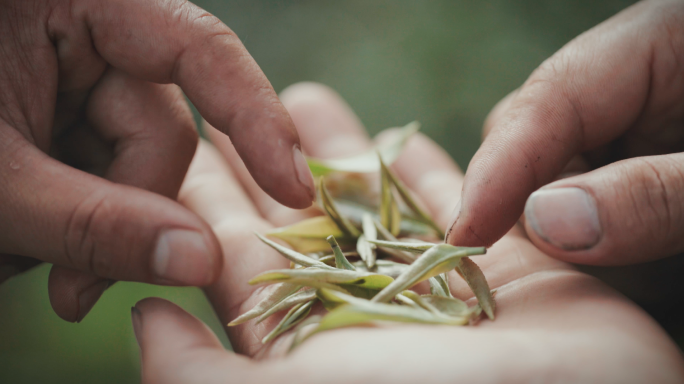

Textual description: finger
[133,298,254,384]
[447,1,684,247]
[207,82,371,226]
[48,0,314,209]
[0,128,222,286]
[389,131,569,300]
[524,153,684,265]
[179,140,289,354]
[48,68,200,322]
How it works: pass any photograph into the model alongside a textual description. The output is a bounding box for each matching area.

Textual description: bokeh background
[7,0,680,383]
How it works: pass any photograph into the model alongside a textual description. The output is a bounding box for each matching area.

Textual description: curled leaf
[256,233,332,269]
[307,121,420,176]
[228,283,301,326]
[372,244,485,303]
[457,257,496,320]
[256,288,317,324]
[428,274,451,297]
[262,299,317,344]
[249,268,394,291]
[327,235,356,271]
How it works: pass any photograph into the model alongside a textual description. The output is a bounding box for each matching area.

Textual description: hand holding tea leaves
[130,83,684,383]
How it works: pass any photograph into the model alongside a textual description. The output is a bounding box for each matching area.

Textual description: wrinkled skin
[132,83,684,384]
[0,0,314,323]
[447,0,684,269]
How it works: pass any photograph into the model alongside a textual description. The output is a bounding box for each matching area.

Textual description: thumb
[0,129,221,286]
[132,298,255,384]
[523,153,684,265]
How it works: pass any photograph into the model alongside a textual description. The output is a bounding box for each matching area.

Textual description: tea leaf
[256,288,317,324]
[371,244,486,303]
[249,268,394,291]
[368,239,436,253]
[316,287,370,310]
[379,154,402,236]
[357,213,377,268]
[266,216,354,253]
[256,233,333,269]
[380,157,444,238]
[228,283,301,326]
[354,259,410,279]
[316,295,468,333]
[320,178,361,237]
[327,235,356,271]
[457,257,496,320]
[262,299,317,343]
[372,219,416,263]
[420,295,470,317]
[428,274,451,297]
[399,290,441,315]
[306,121,420,176]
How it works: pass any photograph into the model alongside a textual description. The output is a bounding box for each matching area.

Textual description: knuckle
[63,191,127,276]
[613,157,682,242]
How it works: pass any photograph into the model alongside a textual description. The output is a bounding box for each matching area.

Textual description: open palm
[131,83,684,384]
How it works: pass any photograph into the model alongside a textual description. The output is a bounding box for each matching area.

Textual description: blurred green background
[1,0,658,383]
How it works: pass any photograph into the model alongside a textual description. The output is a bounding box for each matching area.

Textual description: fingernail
[152,229,215,285]
[444,198,462,244]
[293,145,316,203]
[131,306,143,348]
[75,279,110,323]
[525,187,601,250]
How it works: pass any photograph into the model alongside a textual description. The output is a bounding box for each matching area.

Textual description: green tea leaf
[316,287,370,310]
[380,157,444,238]
[379,154,402,236]
[256,288,317,324]
[368,239,436,253]
[420,295,470,317]
[262,299,316,343]
[249,268,394,291]
[372,219,416,262]
[356,213,377,268]
[256,233,333,269]
[457,257,496,320]
[316,295,468,333]
[399,290,441,314]
[428,274,451,297]
[228,283,301,326]
[320,178,361,238]
[354,259,410,279]
[327,235,356,271]
[266,216,355,253]
[372,244,485,303]
[306,122,420,176]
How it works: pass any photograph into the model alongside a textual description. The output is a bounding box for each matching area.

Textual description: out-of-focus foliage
[2,1,655,383]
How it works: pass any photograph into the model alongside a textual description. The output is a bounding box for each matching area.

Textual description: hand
[130,83,684,383]
[445,0,684,266]
[0,0,315,322]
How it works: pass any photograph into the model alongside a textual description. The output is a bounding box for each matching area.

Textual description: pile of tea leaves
[228,122,495,350]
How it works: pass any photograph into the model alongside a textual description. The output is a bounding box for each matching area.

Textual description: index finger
[447,1,683,247]
[49,0,315,209]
